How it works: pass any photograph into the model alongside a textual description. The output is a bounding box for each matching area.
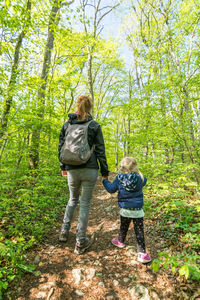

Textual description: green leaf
[163,263,169,270]
[5,0,11,7]
[7,275,15,281]
[17,263,35,273]
[179,265,189,279]
[0,243,8,257]
[171,266,176,274]
[34,270,41,277]
[0,281,8,290]
[152,262,160,273]
[26,264,36,272]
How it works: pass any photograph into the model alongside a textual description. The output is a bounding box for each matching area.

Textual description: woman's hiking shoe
[74,237,92,255]
[111,238,125,248]
[59,230,69,242]
[138,252,151,263]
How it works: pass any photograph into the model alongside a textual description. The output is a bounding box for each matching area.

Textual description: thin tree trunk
[127,71,132,155]
[29,0,74,168]
[145,144,149,160]
[123,118,127,157]
[127,119,131,155]
[29,0,60,168]
[0,138,8,163]
[0,0,31,141]
[80,0,120,110]
[67,90,75,114]
[115,121,119,171]
[181,146,185,163]
[87,53,94,103]
[15,136,27,168]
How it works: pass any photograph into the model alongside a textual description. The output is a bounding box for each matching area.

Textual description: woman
[58,95,109,254]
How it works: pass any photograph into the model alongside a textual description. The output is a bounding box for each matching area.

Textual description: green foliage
[151,252,200,282]
[0,239,36,298]
[118,0,200,183]
[147,181,200,282]
[0,237,35,299]
[0,165,68,297]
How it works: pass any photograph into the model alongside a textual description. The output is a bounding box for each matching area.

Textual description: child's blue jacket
[103,173,147,209]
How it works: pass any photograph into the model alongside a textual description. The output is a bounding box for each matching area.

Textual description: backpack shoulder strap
[85,120,93,127]
[64,122,70,137]
[75,119,93,128]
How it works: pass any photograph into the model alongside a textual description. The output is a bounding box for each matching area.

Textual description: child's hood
[118,173,141,192]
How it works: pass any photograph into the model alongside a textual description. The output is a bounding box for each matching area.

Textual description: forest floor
[10,173,199,300]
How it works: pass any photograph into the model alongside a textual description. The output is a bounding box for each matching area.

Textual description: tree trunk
[127,71,132,155]
[0,138,8,163]
[87,53,94,103]
[0,0,31,141]
[81,0,120,110]
[115,120,119,171]
[127,119,131,155]
[29,0,74,168]
[15,136,27,168]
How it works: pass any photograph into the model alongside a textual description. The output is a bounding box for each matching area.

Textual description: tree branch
[61,0,75,6]
[96,3,120,29]
[98,5,113,12]
[94,0,101,37]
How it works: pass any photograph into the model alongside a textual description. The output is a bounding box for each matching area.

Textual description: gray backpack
[60,120,93,165]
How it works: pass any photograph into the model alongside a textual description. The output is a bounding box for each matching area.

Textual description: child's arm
[102,176,118,193]
[143,177,147,186]
[139,172,147,187]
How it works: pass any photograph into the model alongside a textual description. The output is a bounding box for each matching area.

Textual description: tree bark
[0,0,31,141]
[87,53,94,103]
[28,0,74,169]
[0,138,8,163]
[115,120,119,171]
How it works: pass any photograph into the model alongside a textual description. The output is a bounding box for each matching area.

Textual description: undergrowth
[0,167,68,299]
[145,179,200,283]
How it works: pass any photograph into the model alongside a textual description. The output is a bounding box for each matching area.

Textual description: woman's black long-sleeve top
[58,113,109,177]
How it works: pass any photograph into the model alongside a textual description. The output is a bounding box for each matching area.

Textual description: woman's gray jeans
[62,168,98,244]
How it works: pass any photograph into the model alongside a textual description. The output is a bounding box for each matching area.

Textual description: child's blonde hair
[120,157,139,173]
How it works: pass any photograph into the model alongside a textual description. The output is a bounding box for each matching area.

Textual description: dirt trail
[11,174,189,299]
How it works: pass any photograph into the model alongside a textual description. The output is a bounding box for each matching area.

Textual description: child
[102,157,151,263]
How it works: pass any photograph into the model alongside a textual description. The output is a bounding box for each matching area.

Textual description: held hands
[62,170,68,177]
[138,171,144,182]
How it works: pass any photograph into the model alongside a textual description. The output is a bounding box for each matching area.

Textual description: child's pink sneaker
[138,252,151,263]
[111,238,125,248]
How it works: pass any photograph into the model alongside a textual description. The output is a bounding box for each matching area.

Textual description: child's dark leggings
[118,216,146,253]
